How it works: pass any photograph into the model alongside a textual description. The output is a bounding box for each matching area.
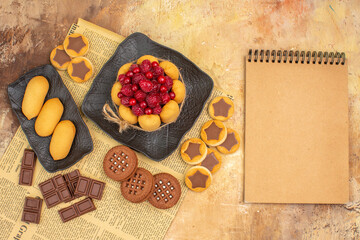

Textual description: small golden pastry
[50,45,72,70]
[198,148,222,174]
[208,96,234,121]
[138,114,161,131]
[63,33,89,58]
[217,128,240,154]
[159,61,179,80]
[185,166,212,192]
[22,76,49,120]
[137,55,158,64]
[159,100,180,124]
[200,120,227,146]
[67,57,93,83]
[111,82,122,105]
[49,120,76,160]
[180,138,207,165]
[118,104,138,124]
[35,98,64,137]
[117,62,132,77]
[172,80,185,104]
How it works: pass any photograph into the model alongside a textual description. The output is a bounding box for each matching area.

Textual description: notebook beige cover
[244,50,349,204]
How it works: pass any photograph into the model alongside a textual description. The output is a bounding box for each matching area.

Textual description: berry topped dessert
[110,55,186,131]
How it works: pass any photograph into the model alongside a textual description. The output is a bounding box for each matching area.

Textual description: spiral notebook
[244,50,349,204]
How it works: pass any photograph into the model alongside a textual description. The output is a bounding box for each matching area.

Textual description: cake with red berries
[110,55,186,131]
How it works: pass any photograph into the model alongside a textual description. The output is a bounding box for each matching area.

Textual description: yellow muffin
[138,114,161,131]
[159,61,179,80]
[49,120,76,160]
[67,57,93,83]
[63,33,89,58]
[185,166,212,192]
[200,120,227,146]
[111,82,122,105]
[22,76,49,120]
[180,138,207,165]
[50,45,72,70]
[137,55,158,64]
[208,96,234,121]
[117,62,132,78]
[160,100,180,124]
[216,128,240,154]
[118,105,138,124]
[35,98,64,137]
[172,80,186,104]
[197,148,222,174]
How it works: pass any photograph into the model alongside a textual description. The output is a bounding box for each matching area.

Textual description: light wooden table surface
[1,1,360,239]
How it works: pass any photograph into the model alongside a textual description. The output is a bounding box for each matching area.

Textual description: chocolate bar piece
[21,197,43,224]
[58,198,96,223]
[19,149,36,186]
[38,175,72,208]
[74,176,105,200]
[63,170,81,202]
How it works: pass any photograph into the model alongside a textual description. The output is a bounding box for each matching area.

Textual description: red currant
[129,98,137,106]
[169,92,176,100]
[131,84,139,92]
[145,108,153,115]
[132,67,140,74]
[151,61,159,67]
[157,75,165,84]
[145,71,153,79]
[117,92,123,98]
[124,77,131,84]
[160,85,168,93]
[126,71,134,77]
[139,101,147,109]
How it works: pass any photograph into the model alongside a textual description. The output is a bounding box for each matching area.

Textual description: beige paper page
[245,59,349,204]
[0,19,228,240]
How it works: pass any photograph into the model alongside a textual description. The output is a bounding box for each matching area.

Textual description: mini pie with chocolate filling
[185,166,212,192]
[200,120,227,146]
[208,96,234,121]
[180,138,207,165]
[197,148,222,174]
[63,33,89,58]
[50,45,72,70]
[67,57,93,83]
[216,128,240,154]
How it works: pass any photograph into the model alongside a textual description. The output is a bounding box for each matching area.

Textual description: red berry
[132,104,144,116]
[139,101,147,109]
[129,64,139,71]
[164,76,173,90]
[118,74,126,84]
[120,84,133,97]
[134,90,147,102]
[121,97,131,107]
[152,66,164,77]
[169,92,176,100]
[145,71,153,79]
[126,71,134,77]
[132,67,140,74]
[153,105,162,114]
[152,61,159,67]
[140,60,151,73]
[131,84,139,92]
[160,85,168,93]
[146,92,161,108]
[145,108,153,115]
[160,92,170,105]
[117,92,123,98]
[129,98,137,106]
[157,76,166,84]
[124,77,131,85]
[139,79,154,93]
[132,73,146,85]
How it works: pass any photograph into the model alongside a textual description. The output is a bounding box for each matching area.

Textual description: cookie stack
[180,96,240,192]
[103,145,181,209]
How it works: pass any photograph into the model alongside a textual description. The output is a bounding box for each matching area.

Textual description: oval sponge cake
[50,120,76,160]
[35,98,64,137]
[22,76,49,120]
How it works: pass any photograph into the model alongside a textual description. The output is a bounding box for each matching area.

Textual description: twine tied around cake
[102,103,130,133]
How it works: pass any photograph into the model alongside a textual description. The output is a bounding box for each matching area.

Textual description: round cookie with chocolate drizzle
[185,166,212,192]
[103,145,138,181]
[63,33,89,58]
[180,138,207,165]
[197,148,222,174]
[200,120,227,146]
[50,45,72,70]
[216,128,240,154]
[148,173,181,209]
[121,168,154,203]
[67,57,93,83]
[208,96,234,121]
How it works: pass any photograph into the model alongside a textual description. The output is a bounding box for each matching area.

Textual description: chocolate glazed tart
[82,32,214,161]
[7,65,93,172]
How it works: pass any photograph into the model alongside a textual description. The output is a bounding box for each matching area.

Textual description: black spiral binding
[248,49,346,65]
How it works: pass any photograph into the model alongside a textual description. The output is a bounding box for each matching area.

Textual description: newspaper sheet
[0,18,230,240]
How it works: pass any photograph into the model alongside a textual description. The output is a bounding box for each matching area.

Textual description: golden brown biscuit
[216,128,240,154]
[138,114,161,131]
[67,57,93,83]
[172,80,186,104]
[117,62,132,78]
[49,120,76,160]
[50,45,72,70]
[119,105,138,124]
[111,82,122,105]
[197,148,222,174]
[137,55,158,64]
[22,76,49,120]
[185,166,212,192]
[35,98,64,137]
[200,120,227,146]
[63,33,89,58]
[208,96,234,121]
[180,138,207,165]
[159,61,179,80]
[159,100,180,124]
